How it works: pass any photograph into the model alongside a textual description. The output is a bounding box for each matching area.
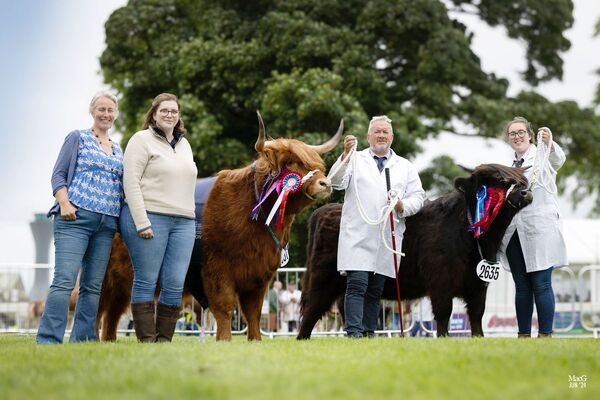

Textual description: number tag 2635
[476,259,501,282]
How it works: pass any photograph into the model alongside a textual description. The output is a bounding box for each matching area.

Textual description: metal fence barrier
[1,263,599,338]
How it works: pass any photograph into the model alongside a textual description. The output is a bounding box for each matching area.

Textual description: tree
[100,0,600,267]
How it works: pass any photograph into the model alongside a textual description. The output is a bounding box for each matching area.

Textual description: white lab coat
[329,149,425,278]
[497,142,568,272]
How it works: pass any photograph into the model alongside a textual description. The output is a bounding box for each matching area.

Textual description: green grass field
[0,335,597,400]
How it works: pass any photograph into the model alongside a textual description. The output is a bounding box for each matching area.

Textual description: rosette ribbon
[467,185,508,238]
[265,170,303,230]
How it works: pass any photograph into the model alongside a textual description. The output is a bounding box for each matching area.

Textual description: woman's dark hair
[142,93,186,133]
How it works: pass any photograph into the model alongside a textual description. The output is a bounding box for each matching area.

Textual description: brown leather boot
[538,332,552,338]
[131,302,157,343]
[156,303,181,343]
[517,333,531,338]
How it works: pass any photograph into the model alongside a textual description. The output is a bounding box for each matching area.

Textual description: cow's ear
[454,176,470,193]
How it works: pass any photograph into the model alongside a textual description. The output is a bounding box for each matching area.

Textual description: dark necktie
[512,158,524,168]
[374,156,387,172]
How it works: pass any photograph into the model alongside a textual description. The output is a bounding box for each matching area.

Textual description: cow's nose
[318,178,331,188]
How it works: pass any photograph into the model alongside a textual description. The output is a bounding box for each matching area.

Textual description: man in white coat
[497,116,567,338]
[329,116,425,338]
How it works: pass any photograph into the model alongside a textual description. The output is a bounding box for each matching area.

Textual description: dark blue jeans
[506,232,555,334]
[344,271,387,337]
[120,205,195,306]
[37,209,117,344]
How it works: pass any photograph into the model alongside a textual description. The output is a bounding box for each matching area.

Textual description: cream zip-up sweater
[123,128,197,231]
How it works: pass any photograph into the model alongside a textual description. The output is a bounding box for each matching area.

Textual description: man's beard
[370,143,390,155]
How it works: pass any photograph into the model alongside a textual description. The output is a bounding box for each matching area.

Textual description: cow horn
[255,110,266,152]
[307,119,344,154]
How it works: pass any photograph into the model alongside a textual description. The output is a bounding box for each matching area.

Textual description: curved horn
[307,119,344,154]
[255,110,266,153]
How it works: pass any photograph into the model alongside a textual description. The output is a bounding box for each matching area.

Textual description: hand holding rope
[530,126,557,194]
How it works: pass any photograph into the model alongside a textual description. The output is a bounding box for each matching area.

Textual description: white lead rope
[328,143,405,256]
[529,130,557,194]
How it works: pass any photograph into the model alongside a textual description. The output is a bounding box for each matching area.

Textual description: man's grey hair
[89,90,119,117]
[368,115,392,134]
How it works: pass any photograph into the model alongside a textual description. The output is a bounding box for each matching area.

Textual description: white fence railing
[1,263,599,338]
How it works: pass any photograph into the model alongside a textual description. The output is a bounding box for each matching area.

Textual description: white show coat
[497,142,568,272]
[329,149,425,278]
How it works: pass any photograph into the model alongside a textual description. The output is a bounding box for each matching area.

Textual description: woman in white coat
[497,116,567,338]
[329,116,425,338]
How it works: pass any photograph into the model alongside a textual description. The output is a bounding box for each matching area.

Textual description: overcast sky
[1,0,599,263]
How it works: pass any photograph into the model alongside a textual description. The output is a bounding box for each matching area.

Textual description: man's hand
[395,199,404,214]
[342,135,357,160]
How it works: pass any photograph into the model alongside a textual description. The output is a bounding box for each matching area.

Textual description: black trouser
[344,271,387,337]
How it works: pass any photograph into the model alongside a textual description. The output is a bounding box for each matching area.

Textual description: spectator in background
[268,281,282,332]
[409,297,433,337]
[279,283,302,333]
[175,304,199,335]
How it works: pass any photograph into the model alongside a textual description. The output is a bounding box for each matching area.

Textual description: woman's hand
[139,227,154,239]
[59,202,77,221]
[538,127,552,145]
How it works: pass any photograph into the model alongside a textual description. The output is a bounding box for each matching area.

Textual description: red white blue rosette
[276,171,302,229]
[265,170,304,230]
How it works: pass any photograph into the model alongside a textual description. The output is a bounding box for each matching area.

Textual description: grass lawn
[0,334,597,400]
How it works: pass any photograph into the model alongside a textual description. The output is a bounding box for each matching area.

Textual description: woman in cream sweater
[120,93,197,343]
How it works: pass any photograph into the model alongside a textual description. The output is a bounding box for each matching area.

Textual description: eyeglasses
[508,129,527,138]
[158,109,179,117]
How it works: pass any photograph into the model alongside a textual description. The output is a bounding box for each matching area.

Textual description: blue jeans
[37,209,117,344]
[506,232,555,334]
[344,271,387,337]
[120,205,195,306]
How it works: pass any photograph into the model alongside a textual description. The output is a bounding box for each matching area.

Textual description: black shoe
[365,331,376,338]
[347,333,364,339]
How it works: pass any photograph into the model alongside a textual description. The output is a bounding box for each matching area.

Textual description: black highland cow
[297,164,532,338]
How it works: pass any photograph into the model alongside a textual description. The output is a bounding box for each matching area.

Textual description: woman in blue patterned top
[37,91,124,344]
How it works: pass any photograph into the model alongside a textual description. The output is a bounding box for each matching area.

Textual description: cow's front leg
[239,288,267,341]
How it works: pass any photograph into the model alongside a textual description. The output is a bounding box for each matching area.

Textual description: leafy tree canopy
[101,0,600,265]
[102,0,579,169]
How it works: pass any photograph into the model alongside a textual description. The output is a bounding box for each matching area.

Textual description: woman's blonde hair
[89,91,119,118]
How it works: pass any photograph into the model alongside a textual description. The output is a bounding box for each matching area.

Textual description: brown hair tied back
[142,93,186,133]
[502,116,534,144]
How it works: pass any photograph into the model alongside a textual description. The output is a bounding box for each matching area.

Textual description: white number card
[476,259,501,282]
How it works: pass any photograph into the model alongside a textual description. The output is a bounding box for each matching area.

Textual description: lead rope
[529,130,557,194]
[327,143,405,256]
